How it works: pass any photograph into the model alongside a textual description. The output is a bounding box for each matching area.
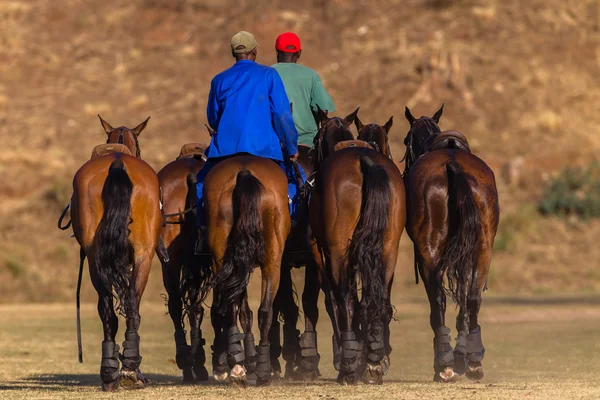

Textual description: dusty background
[0,0,600,304]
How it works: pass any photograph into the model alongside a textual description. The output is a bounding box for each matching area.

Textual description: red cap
[276,32,301,53]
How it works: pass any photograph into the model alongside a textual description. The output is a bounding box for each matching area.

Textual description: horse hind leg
[296,258,321,381]
[465,258,489,381]
[277,264,301,380]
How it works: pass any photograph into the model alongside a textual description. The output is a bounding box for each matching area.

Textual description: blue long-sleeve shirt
[205,60,298,161]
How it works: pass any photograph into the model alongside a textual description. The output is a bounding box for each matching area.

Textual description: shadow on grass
[0,373,179,391]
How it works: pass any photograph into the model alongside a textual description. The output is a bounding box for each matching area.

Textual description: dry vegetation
[0,0,599,302]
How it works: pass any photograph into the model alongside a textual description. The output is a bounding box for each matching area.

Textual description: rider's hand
[290,151,299,162]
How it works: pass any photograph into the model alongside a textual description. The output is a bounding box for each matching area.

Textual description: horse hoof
[230,364,247,387]
[194,365,209,382]
[363,363,383,385]
[337,372,357,385]
[433,367,459,383]
[212,370,229,382]
[466,363,484,381]
[181,368,195,384]
[256,374,273,387]
[120,369,145,389]
[382,356,390,376]
[101,378,120,392]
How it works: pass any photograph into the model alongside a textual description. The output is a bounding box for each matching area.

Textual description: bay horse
[402,105,499,382]
[201,155,291,386]
[309,111,405,385]
[156,143,211,383]
[266,108,359,381]
[70,116,161,391]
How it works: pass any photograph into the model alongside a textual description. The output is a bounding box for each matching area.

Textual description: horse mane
[401,117,441,175]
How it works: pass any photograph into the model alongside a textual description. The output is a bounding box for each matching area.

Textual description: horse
[402,105,499,383]
[265,108,359,381]
[200,154,291,386]
[69,116,161,391]
[309,110,406,385]
[156,142,211,383]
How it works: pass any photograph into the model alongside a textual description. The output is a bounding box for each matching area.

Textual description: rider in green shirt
[272,32,336,146]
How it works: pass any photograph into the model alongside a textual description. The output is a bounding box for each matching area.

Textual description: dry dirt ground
[1,0,600,303]
[0,291,599,399]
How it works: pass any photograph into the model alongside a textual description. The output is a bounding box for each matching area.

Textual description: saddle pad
[333,140,374,152]
[90,144,132,159]
[429,130,471,153]
[177,142,209,160]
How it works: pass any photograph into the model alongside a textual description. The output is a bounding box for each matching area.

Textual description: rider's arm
[268,69,298,158]
[206,79,220,131]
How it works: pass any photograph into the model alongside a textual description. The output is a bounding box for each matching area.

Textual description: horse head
[312,106,359,170]
[402,104,443,172]
[98,115,150,159]
[356,112,394,160]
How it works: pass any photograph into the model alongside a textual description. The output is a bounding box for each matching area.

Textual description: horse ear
[98,115,114,135]
[316,104,329,125]
[132,116,150,137]
[404,107,416,126]
[343,107,360,125]
[354,113,364,132]
[432,103,444,124]
[205,124,215,137]
[383,116,393,134]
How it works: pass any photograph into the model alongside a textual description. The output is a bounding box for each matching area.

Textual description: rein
[163,204,197,224]
[58,202,72,230]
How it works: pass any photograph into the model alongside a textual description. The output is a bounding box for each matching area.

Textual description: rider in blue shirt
[196,31,304,229]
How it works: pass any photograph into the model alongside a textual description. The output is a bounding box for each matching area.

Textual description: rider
[196,31,302,231]
[272,32,336,146]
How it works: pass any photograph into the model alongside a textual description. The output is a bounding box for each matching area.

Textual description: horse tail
[214,169,265,314]
[181,172,212,321]
[348,156,390,324]
[94,159,135,317]
[438,160,481,310]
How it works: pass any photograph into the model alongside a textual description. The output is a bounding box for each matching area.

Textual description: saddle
[333,140,375,152]
[90,144,132,159]
[176,143,209,161]
[427,130,471,153]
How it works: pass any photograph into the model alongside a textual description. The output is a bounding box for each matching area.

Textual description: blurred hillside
[0,0,599,303]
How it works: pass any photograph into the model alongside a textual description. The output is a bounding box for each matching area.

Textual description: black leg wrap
[269,321,282,361]
[100,341,121,383]
[211,344,228,374]
[120,330,142,371]
[340,330,359,374]
[466,325,485,363]
[244,333,258,383]
[190,329,206,364]
[227,327,246,367]
[433,326,454,370]
[298,331,319,372]
[367,323,385,364]
[255,344,271,380]
[174,330,193,370]
[454,331,468,374]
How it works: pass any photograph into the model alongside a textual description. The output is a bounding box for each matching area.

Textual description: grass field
[1,292,599,399]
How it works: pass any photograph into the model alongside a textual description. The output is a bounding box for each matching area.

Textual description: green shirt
[272,63,336,146]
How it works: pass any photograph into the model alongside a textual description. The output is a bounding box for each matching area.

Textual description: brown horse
[70,116,161,391]
[402,105,499,383]
[201,155,290,386]
[156,143,211,383]
[309,110,406,385]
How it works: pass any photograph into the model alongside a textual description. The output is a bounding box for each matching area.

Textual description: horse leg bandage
[433,326,454,369]
[299,331,319,371]
[174,330,192,370]
[190,328,206,367]
[255,344,271,379]
[100,341,120,383]
[226,327,245,367]
[466,325,485,363]
[340,330,359,374]
[244,333,257,383]
[120,330,142,371]
[332,334,341,371]
[282,326,300,363]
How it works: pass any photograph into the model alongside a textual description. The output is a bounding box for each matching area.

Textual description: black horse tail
[438,160,481,310]
[348,156,390,324]
[94,159,135,317]
[181,172,212,321]
[214,169,265,314]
